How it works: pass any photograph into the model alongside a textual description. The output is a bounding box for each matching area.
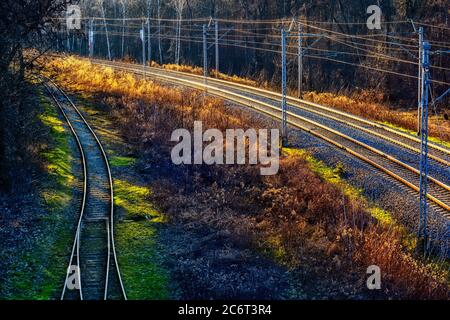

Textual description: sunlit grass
[112,169,168,298]
[150,61,257,87]
[283,148,362,202]
[35,93,74,299]
[283,147,419,250]
[303,90,450,143]
[110,156,136,167]
[115,221,169,299]
[114,179,162,222]
[7,92,75,299]
[39,96,74,209]
[380,120,450,149]
[264,235,286,260]
[113,180,168,298]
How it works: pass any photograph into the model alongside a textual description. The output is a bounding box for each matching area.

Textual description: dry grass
[149,61,257,87]
[303,90,450,143]
[129,58,450,144]
[146,59,450,144]
[210,69,257,87]
[354,226,449,299]
[42,55,449,299]
[256,155,448,299]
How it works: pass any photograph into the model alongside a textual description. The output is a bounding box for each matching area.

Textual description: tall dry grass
[149,60,257,87]
[258,155,448,299]
[303,90,450,143]
[43,55,449,299]
[148,59,450,143]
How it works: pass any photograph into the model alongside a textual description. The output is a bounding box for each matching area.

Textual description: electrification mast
[418,39,431,252]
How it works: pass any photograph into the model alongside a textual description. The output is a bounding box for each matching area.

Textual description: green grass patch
[110,156,136,167]
[114,179,162,221]
[115,221,169,299]
[34,93,75,299]
[7,91,75,299]
[284,148,363,202]
[111,161,169,298]
[283,147,417,250]
[112,176,169,299]
[38,95,74,207]
[379,121,450,149]
[283,148,394,224]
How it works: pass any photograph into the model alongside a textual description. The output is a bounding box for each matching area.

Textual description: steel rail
[95,58,450,160]
[54,83,128,300]
[43,77,127,300]
[93,61,450,214]
[42,79,87,300]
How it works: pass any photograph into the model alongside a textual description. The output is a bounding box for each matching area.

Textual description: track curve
[43,78,126,300]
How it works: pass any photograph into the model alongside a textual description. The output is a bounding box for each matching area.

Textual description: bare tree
[98,0,111,60]
[147,0,152,62]
[0,0,70,190]
[173,0,186,64]
[120,0,127,58]
[157,0,162,63]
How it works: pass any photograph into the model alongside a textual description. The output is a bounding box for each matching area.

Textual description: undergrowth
[7,91,75,299]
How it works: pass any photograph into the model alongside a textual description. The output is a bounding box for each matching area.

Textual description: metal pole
[89,19,94,58]
[66,26,70,52]
[203,24,208,90]
[215,20,219,75]
[418,40,431,252]
[298,23,303,98]
[417,27,423,136]
[85,20,88,56]
[175,18,179,64]
[147,18,151,63]
[281,27,287,146]
[121,3,126,58]
[157,0,162,64]
[101,3,111,60]
[141,22,146,78]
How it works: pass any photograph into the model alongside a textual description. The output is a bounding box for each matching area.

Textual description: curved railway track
[92,58,450,164]
[90,58,450,218]
[43,78,127,300]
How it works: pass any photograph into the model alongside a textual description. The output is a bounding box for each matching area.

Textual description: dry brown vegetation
[147,60,450,143]
[43,55,449,299]
[149,61,258,87]
[303,90,450,143]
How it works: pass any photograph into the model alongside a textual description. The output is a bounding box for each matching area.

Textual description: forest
[58,0,449,102]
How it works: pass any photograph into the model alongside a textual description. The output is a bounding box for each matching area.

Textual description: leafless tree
[0,0,70,190]
[173,0,186,64]
[157,0,162,63]
[146,0,152,62]
[98,0,111,60]
[120,0,127,57]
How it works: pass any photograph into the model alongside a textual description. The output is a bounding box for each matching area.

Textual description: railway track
[43,78,127,300]
[94,59,450,165]
[90,58,450,218]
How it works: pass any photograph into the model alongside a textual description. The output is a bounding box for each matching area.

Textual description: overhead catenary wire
[68,27,450,72]
[76,29,449,86]
[57,14,449,87]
